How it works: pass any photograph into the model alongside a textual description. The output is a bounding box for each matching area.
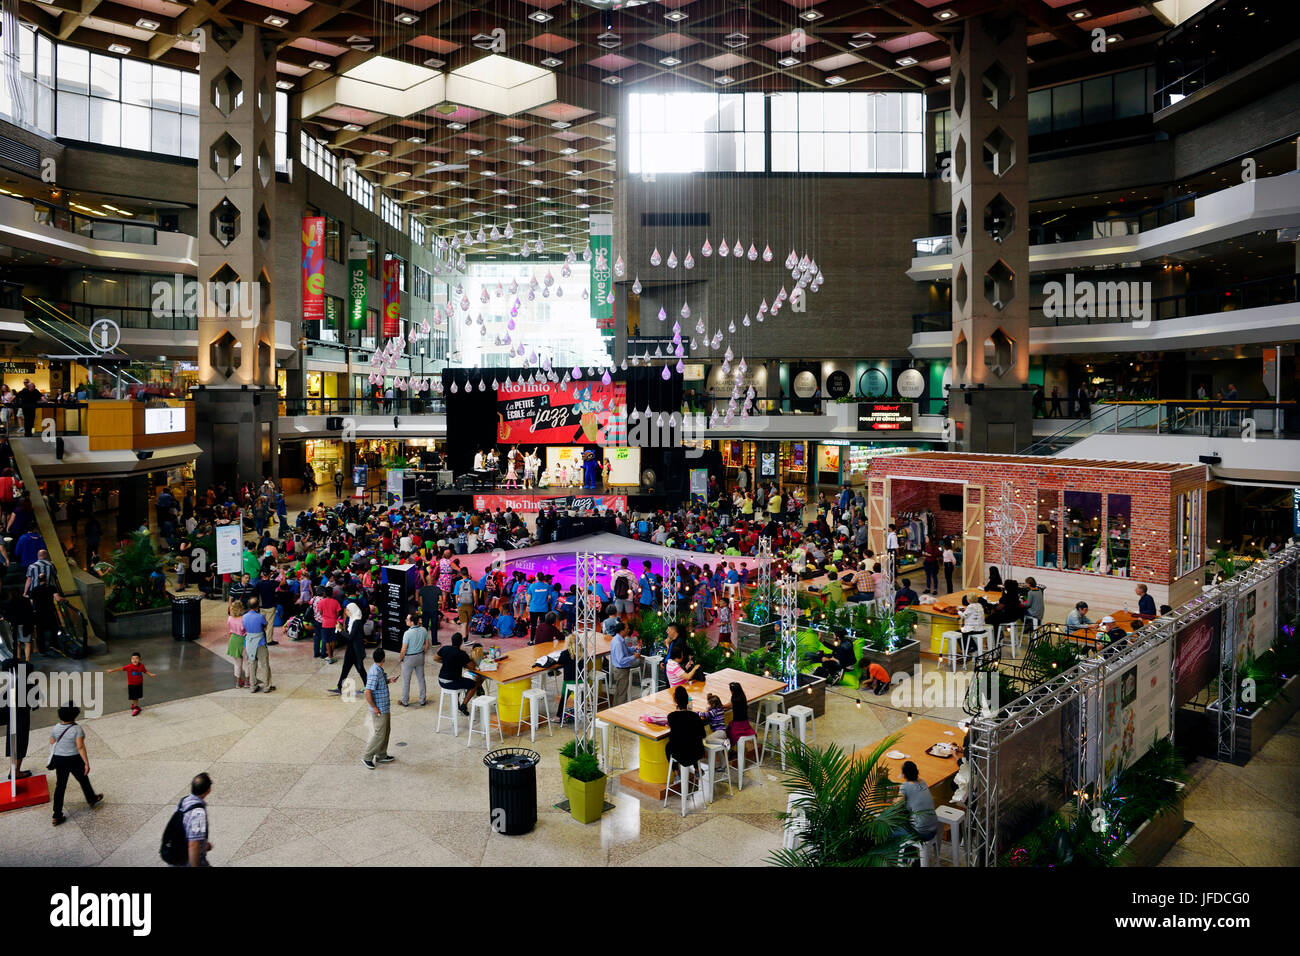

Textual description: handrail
[5,191,170,245]
[282,396,447,416]
[1018,404,1155,456]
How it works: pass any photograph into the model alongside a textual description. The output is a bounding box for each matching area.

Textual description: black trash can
[483,748,540,835]
[171,595,201,641]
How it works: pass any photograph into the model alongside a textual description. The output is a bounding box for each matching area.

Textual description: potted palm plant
[563,748,607,825]
[736,584,778,651]
[770,733,914,866]
[857,607,921,677]
[103,531,172,639]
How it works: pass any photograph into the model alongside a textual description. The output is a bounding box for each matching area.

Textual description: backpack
[160,800,196,865]
[613,574,630,600]
[284,616,302,640]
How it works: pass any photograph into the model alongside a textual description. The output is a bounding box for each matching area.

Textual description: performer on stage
[582,448,599,490]
[503,446,521,489]
[523,448,540,489]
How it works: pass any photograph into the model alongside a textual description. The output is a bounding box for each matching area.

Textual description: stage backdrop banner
[1173,607,1221,708]
[347,238,369,330]
[382,257,401,338]
[301,216,325,323]
[589,212,613,327]
[1101,639,1172,784]
[497,381,624,445]
[474,493,627,514]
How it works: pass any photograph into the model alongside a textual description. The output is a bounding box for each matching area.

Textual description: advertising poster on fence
[1173,607,1221,708]
[386,468,404,507]
[1101,640,1172,784]
[301,216,325,323]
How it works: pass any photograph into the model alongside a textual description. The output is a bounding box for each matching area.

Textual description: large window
[300,131,338,185]
[413,265,431,301]
[380,193,402,230]
[771,92,924,172]
[410,216,426,247]
[626,92,765,173]
[1027,67,1154,138]
[275,91,289,173]
[324,215,342,262]
[344,165,374,211]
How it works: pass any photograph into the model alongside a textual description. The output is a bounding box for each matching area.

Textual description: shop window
[1176,491,1201,578]
[1064,491,1102,573]
[1036,489,1060,568]
[1107,493,1131,576]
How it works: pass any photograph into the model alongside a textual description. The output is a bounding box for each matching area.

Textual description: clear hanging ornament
[732,239,743,257]
[689,338,697,350]
[476,227,486,244]
[762,244,773,262]
[534,239,544,253]
[680,302,691,319]
[742,314,751,327]
[632,277,642,295]
[696,318,706,334]
[718,237,729,258]
[582,289,589,300]
[660,365,671,381]
[614,255,625,278]
[675,359,684,374]
[657,307,667,322]
[605,292,615,305]
[450,382,458,393]
[672,321,681,336]
[650,248,661,267]
[490,225,501,241]
[544,270,554,286]
[501,222,513,240]
[556,286,564,297]
[747,243,758,261]
[728,320,736,333]
[667,250,678,269]
[684,251,694,270]
[701,237,712,257]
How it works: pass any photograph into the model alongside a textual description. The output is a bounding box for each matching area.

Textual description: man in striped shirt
[362,648,396,769]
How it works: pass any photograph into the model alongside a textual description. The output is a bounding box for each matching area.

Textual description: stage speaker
[326,416,344,430]
[640,467,657,494]
[436,469,454,488]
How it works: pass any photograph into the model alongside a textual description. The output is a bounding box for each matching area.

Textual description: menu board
[858,403,914,431]
[1101,640,1172,784]
[380,564,416,652]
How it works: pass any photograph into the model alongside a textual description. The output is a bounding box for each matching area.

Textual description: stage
[427,483,675,514]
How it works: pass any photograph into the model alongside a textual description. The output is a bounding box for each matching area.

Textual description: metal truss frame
[778,571,799,690]
[574,550,600,752]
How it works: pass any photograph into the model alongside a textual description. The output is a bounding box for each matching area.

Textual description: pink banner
[473,493,628,514]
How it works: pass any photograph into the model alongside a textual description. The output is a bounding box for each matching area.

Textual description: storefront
[868,452,1210,613]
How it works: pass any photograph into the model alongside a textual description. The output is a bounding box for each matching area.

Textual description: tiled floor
[4,591,1293,866]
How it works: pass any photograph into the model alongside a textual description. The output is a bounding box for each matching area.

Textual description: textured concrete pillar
[194,22,279,487]
[949,12,1032,452]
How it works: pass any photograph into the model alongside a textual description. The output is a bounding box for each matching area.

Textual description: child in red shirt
[110,652,157,716]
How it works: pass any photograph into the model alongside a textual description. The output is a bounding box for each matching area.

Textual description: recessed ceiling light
[263,14,288,27]
[465,147,483,156]
[540,57,563,68]
[108,43,131,54]
[1070,8,1091,19]
[518,158,535,166]
[528,178,544,185]
[848,32,876,49]
[896,56,918,67]
[351,43,374,52]
[394,12,419,25]
[715,74,735,85]
[504,203,518,209]
[396,170,410,177]
[407,135,424,143]
[506,135,525,143]
[576,203,590,209]
[560,146,577,154]
[934,8,957,20]
[566,168,581,176]
[135,17,159,30]
[431,204,445,209]
[528,10,553,23]
[446,121,466,130]
[658,55,681,67]
[551,120,571,129]
[446,180,461,186]
[413,189,427,195]
[493,188,508,195]
[664,10,687,21]
[601,75,622,85]
[937,75,951,85]
[723,32,748,49]
[275,79,294,90]
[800,9,823,21]
[371,149,389,156]
[308,60,330,70]
[343,123,363,131]
[826,75,846,85]
[423,57,445,68]
[778,55,800,67]
[596,32,620,49]
[572,187,586,194]
[427,160,443,168]
[1106,33,1122,43]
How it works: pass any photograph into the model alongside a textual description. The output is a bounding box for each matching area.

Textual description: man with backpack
[161,772,213,866]
[610,557,635,618]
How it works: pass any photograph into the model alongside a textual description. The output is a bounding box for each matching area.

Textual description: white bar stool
[465,695,499,749]
[434,686,461,736]
[641,654,663,694]
[753,696,784,728]
[935,805,965,867]
[786,704,816,747]
[733,734,762,790]
[594,718,624,772]
[938,631,966,672]
[899,834,939,867]
[997,622,1022,658]
[518,688,552,741]
[590,670,611,707]
[664,758,703,817]
[782,790,812,851]
[702,741,733,803]
[760,712,795,770]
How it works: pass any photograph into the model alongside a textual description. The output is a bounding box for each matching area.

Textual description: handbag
[47,723,74,770]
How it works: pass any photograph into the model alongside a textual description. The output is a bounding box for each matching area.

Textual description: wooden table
[470,632,613,731]
[854,717,966,804]
[911,590,1003,654]
[1075,609,1144,644]
[595,667,788,799]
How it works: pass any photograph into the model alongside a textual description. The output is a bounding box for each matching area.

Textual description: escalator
[21,296,143,389]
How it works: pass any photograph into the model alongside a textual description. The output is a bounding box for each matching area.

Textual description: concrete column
[949,12,1032,452]
[194,22,280,488]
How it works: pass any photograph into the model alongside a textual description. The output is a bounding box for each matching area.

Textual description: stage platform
[425,484,676,513]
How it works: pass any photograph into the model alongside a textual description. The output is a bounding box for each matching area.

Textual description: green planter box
[1121,790,1186,867]
[1206,672,1300,765]
[566,774,607,824]
[859,639,922,682]
[105,605,172,641]
[736,620,777,652]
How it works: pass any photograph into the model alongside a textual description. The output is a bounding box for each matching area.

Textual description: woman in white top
[523,449,539,488]
[941,541,957,594]
[503,446,520,488]
[957,595,986,658]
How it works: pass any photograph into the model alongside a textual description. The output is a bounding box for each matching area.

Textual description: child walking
[110,652,156,716]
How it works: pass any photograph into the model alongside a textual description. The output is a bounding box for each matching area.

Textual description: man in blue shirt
[608,621,640,705]
[1135,584,1157,618]
[637,561,656,609]
[14,530,44,571]
[242,598,274,694]
[362,648,395,769]
[526,575,552,643]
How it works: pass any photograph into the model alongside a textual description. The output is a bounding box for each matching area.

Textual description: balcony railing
[13,194,168,245]
[1030,273,1298,326]
[282,396,446,417]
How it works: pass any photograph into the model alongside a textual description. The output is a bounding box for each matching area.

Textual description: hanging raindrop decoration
[701,237,713,257]
[632,277,642,295]
[614,255,625,278]
[667,250,678,269]
[683,251,695,270]
[718,237,729,258]
[650,248,662,266]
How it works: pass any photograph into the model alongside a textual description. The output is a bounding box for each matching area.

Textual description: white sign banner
[1101,640,1172,783]
[387,468,404,506]
[215,524,243,576]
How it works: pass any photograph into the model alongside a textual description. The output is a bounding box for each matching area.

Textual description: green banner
[347,237,369,330]
[588,212,613,327]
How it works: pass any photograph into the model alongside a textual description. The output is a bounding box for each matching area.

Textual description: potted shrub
[857,608,921,678]
[564,748,607,825]
[103,531,172,640]
[736,584,778,650]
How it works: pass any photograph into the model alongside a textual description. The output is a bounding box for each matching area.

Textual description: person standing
[176,773,213,867]
[17,380,40,437]
[48,705,104,826]
[226,599,247,687]
[329,601,367,695]
[941,539,957,595]
[608,621,640,705]
[361,648,396,769]
[1049,386,1062,418]
[921,537,940,596]
[398,612,429,707]
[242,597,274,694]
[333,468,345,499]
[108,652,156,717]
[24,548,58,654]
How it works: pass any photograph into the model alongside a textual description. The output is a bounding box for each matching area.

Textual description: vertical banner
[347,238,369,330]
[301,217,325,322]
[215,524,243,576]
[386,468,404,507]
[382,257,401,338]
[589,212,613,328]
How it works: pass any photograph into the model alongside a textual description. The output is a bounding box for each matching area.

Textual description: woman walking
[48,706,104,826]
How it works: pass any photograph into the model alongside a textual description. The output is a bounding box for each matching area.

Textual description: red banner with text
[301,216,325,323]
[382,257,401,337]
[496,380,624,445]
[473,493,628,514]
